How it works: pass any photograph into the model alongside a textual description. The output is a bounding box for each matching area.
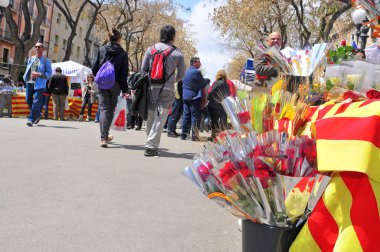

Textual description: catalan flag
[290,100,380,251]
[11,94,98,119]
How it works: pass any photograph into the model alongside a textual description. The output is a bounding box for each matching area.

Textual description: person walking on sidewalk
[92,28,129,147]
[23,42,52,126]
[166,80,183,138]
[180,57,207,141]
[48,67,69,120]
[141,25,186,156]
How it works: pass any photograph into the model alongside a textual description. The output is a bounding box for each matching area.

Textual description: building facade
[48,1,101,66]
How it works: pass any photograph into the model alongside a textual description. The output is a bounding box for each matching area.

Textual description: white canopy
[51,61,92,85]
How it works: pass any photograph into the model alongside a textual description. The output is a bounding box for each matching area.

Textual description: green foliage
[328,46,355,64]
[326,79,334,91]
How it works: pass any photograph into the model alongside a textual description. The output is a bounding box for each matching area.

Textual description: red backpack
[149,45,176,84]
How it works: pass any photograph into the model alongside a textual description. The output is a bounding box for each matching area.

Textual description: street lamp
[0,0,9,7]
[360,17,370,50]
[351,8,368,45]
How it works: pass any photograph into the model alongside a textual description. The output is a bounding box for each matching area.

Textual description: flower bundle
[253,41,327,77]
[184,128,330,228]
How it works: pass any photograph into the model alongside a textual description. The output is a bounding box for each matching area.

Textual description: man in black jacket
[254,32,282,89]
[48,67,68,120]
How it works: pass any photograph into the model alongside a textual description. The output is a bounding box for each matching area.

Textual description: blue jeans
[25,83,34,109]
[181,98,201,138]
[41,93,50,119]
[167,99,183,133]
[95,106,100,121]
[28,88,43,122]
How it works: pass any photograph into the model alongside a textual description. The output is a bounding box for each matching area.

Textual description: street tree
[83,0,106,67]
[0,0,46,82]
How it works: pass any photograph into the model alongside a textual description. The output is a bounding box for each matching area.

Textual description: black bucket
[242,220,303,252]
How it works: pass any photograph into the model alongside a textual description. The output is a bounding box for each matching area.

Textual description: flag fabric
[290,100,380,251]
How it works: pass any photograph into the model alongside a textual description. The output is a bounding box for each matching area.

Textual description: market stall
[183,1,380,249]
[51,61,92,96]
[11,93,98,120]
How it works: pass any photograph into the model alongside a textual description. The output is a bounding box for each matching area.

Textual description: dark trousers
[128,113,142,128]
[98,83,120,140]
[167,98,183,133]
[80,96,92,117]
[181,98,201,138]
[209,106,228,138]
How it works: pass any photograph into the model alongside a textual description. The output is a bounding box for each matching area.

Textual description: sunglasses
[35,46,42,49]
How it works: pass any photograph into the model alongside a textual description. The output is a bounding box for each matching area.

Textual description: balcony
[0,29,12,43]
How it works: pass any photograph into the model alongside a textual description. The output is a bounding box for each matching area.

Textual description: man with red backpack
[140,25,186,157]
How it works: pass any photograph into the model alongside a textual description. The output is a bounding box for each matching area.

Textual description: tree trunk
[63,30,77,61]
[1,0,46,83]
[84,7,100,67]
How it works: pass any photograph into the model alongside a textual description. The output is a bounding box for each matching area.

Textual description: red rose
[253,159,276,177]
[366,89,380,99]
[238,161,252,178]
[252,145,266,157]
[340,40,346,46]
[342,90,362,101]
[300,137,317,165]
[219,161,239,186]
[253,169,272,189]
[237,111,251,124]
[197,162,213,182]
[275,158,288,174]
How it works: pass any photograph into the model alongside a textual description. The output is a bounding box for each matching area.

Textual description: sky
[174,0,232,80]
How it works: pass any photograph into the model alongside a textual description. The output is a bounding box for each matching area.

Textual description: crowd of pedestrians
[3,25,241,158]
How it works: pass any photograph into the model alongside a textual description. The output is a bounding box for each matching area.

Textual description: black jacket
[128,71,149,120]
[208,79,230,111]
[48,73,69,95]
[92,42,129,93]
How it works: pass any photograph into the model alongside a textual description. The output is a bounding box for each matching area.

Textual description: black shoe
[127,125,133,129]
[167,132,178,138]
[180,135,187,140]
[26,121,33,127]
[33,118,40,124]
[173,131,180,137]
[135,126,141,130]
[144,148,158,157]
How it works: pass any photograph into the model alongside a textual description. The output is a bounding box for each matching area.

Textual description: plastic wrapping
[110,96,126,131]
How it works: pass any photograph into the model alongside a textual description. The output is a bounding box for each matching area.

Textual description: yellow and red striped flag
[291,100,380,251]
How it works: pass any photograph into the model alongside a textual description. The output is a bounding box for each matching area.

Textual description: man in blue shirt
[181,57,206,141]
[23,42,52,126]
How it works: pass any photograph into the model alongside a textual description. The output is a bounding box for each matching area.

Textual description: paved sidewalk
[0,118,241,252]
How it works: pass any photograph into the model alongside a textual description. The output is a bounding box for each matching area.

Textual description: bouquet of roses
[184,128,330,227]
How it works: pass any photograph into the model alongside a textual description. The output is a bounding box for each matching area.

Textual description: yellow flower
[285,188,310,221]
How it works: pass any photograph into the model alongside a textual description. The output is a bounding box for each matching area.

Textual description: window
[76,46,80,57]
[63,39,67,50]
[57,13,61,24]
[2,48,9,68]
[54,35,59,46]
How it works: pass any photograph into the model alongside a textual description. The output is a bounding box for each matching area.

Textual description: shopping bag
[111,96,127,131]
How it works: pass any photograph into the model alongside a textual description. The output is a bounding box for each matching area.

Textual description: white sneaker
[77,115,83,121]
